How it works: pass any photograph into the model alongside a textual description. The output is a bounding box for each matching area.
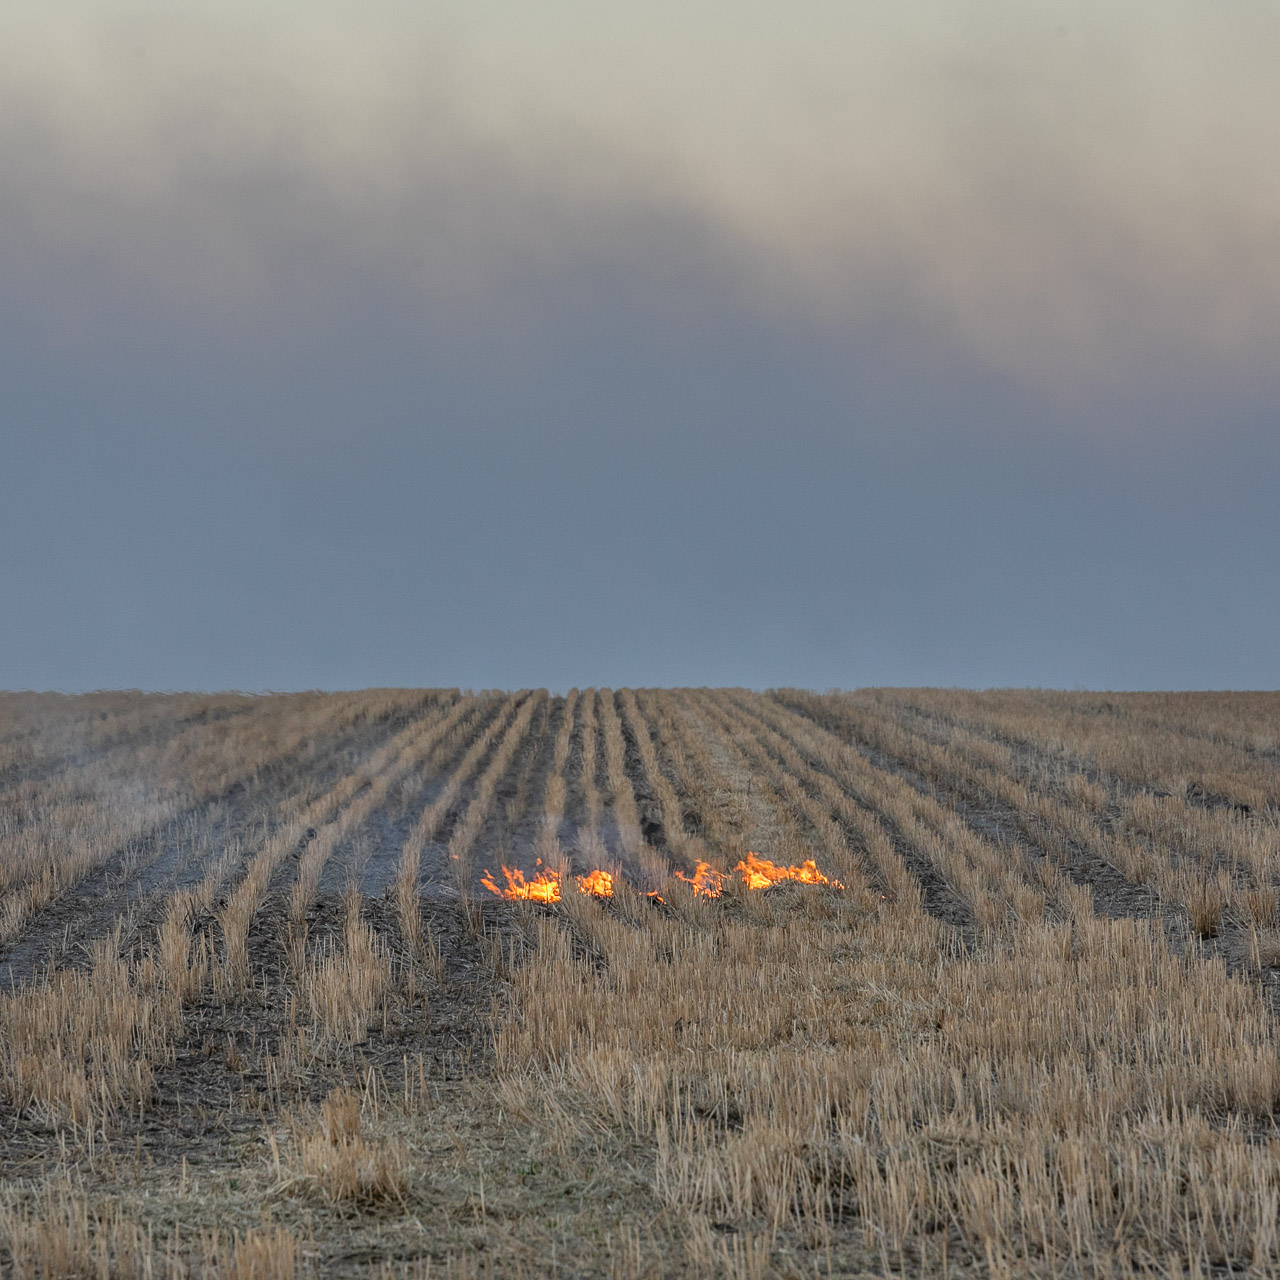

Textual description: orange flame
[576,869,614,897]
[481,864,562,902]
[674,862,727,898]
[480,853,842,905]
[734,852,844,890]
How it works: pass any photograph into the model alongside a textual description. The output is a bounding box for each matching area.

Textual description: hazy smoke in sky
[2,2,1279,420]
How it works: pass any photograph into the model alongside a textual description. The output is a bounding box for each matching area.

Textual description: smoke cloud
[4,2,1280,420]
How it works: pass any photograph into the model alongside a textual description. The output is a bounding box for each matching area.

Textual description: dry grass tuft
[209,1227,299,1280]
[1253,928,1280,969]
[1186,876,1227,938]
[274,1089,407,1209]
[1242,887,1278,927]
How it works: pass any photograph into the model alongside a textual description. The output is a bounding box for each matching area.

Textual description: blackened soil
[614,695,667,852]
[0,700,441,989]
[483,695,561,876]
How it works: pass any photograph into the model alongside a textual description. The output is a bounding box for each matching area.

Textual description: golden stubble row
[576,689,603,835]
[530,689,582,873]
[707,691,922,906]
[647,689,871,920]
[616,689,715,874]
[570,691,634,880]
[596,690,647,863]
[865,686,1280,815]
[738,692,1086,930]
[636,691,759,859]
[541,688,579,833]
[904,687,1280,912]
[805,689,1276,937]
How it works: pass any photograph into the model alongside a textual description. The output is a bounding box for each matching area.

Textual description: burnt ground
[318,698,511,901]
[0,698,440,990]
[258,702,522,910]
[614,695,668,854]
[405,696,531,896]
[480,695,560,874]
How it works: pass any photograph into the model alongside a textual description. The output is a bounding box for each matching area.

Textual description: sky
[2,1,1278,691]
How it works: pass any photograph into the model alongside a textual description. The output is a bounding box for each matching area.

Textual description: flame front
[481,864,562,902]
[481,852,842,904]
[734,852,844,890]
[576,869,614,897]
[674,861,727,898]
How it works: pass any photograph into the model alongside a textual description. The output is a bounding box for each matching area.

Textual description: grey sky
[2,2,1277,690]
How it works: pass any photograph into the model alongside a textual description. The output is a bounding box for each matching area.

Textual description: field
[2,688,1280,1278]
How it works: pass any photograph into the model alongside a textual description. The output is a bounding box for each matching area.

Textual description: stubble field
[2,687,1280,1278]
